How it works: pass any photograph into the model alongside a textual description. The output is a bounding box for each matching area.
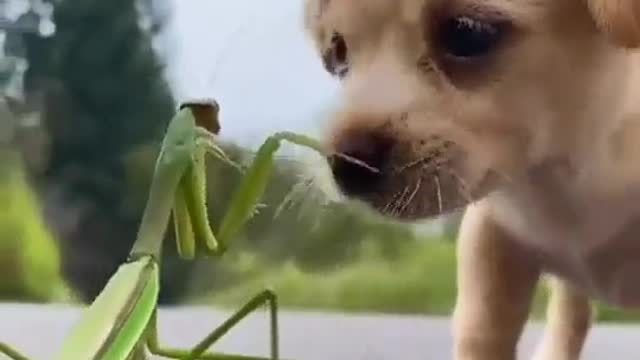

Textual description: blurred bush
[18,0,189,304]
[190,236,457,315]
[0,151,68,302]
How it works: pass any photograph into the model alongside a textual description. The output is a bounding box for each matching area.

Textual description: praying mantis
[0,99,342,360]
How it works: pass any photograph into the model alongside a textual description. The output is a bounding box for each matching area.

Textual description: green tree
[21,0,190,303]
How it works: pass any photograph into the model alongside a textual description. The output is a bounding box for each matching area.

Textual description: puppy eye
[322,32,349,78]
[439,16,504,59]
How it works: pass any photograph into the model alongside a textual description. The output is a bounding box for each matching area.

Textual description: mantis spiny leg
[0,343,31,360]
[175,129,331,256]
[145,290,279,360]
[211,131,330,249]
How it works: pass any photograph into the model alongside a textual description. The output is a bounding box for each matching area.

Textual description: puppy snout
[329,130,394,197]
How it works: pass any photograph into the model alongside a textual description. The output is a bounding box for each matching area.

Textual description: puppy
[303,0,640,359]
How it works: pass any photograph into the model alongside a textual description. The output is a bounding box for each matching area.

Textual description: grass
[190,239,457,315]
[0,151,71,302]
[189,235,640,324]
[190,238,458,315]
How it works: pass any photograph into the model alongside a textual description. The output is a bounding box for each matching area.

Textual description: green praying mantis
[0,99,347,360]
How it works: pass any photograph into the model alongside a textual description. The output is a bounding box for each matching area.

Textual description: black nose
[329,131,394,197]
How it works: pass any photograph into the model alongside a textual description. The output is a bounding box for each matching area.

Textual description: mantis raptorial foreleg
[0,343,30,360]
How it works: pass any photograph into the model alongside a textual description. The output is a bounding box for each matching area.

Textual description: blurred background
[0,0,636,327]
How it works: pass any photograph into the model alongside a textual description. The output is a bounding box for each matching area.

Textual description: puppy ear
[303,0,329,32]
[303,0,331,56]
[587,0,640,48]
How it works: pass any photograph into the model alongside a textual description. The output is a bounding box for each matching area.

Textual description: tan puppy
[302,0,640,359]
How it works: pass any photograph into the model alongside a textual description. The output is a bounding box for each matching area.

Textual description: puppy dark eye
[440,16,504,59]
[322,32,349,78]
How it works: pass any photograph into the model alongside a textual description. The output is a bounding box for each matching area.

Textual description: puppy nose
[329,131,394,196]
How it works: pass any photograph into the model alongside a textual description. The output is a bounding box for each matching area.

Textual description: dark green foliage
[21,0,188,303]
[40,0,174,176]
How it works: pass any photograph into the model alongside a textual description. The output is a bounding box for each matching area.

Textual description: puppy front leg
[453,201,541,360]
[531,277,593,360]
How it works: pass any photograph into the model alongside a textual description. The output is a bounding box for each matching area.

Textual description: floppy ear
[303,0,327,47]
[587,0,640,48]
[303,0,329,33]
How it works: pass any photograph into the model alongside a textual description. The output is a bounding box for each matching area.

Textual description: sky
[163,0,340,150]
[1,0,338,151]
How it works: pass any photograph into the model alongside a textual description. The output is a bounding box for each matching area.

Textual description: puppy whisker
[446,169,475,204]
[434,174,443,214]
[400,177,423,215]
[393,156,432,174]
[332,152,381,173]
[391,185,412,217]
[382,188,406,214]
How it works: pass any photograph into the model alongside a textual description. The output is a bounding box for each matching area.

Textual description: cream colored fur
[303,0,640,359]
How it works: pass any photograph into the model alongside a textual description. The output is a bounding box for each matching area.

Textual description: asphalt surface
[0,303,638,359]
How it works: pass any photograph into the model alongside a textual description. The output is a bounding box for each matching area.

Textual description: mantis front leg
[0,343,31,360]
[170,128,333,257]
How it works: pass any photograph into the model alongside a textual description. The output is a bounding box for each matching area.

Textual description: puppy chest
[582,224,640,307]
[497,198,640,307]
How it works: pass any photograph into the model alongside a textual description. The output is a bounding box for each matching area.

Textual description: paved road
[0,303,638,359]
